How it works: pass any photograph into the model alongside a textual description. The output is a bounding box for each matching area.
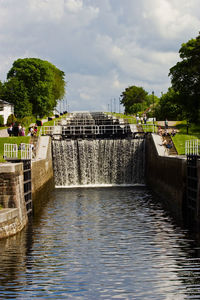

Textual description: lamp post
[152,91,154,124]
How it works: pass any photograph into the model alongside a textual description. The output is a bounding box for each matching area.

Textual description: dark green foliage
[2,58,65,118]
[0,115,4,126]
[154,88,183,120]
[120,86,148,114]
[7,114,17,125]
[169,33,200,122]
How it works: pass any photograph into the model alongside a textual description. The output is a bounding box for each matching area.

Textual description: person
[21,126,25,136]
[162,139,173,149]
[162,129,169,137]
[165,119,168,129]
[7,125,13,137]
[34,125,38,136]
[158,126,162,136]
[143,114,147,124]
[171,128,176,137]
[166,140,173,149]
[136,114,139,124]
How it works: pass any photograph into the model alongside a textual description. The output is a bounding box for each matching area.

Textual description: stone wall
[145,134,187,222]
[0,136,54,239]
[0,163,28,239]
[31,137,54,202]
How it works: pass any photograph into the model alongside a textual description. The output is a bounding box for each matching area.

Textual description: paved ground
[0,129,8,137]
[157,121,179,128]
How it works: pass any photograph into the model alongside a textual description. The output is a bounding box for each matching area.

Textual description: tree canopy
[169,33,200,122]
[1,58,65,118]
[154,88,183,120]
[120,85,148,114]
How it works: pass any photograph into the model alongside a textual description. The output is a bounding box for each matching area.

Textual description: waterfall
[52,138,145,187]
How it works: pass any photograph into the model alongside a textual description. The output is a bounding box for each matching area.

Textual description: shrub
[0,115,4,126]
[7,114,17,126]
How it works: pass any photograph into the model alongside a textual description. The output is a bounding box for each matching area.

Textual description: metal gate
[186,154,199,226]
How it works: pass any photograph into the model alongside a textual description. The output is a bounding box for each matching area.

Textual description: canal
[0,187,200,299]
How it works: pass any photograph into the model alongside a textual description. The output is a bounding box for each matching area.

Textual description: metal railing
[4,143,33,160]
[40,126,55,136]
[185,139,200,155]
[62,124,132,136]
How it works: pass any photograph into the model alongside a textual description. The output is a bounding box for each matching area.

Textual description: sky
[0,0,200,112]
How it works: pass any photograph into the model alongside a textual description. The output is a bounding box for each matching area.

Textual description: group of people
[136,114,147,124]
[157,119,177,150]
[7,123,38,137]
[7,123,25,137]
[158,127,177,138]
[27,125,38,137]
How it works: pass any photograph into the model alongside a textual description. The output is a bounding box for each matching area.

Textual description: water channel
[0,187,200,299]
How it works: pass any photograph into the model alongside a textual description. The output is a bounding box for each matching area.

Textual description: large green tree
[120,85,148,114]
[154,88,183,120]
[169,33,200,122]
[2,58,65,117]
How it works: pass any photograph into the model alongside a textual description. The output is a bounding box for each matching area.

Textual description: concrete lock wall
[0,136,54,239]
[31,136,54,202]
[145,134,187,223]
[0,163,28,239]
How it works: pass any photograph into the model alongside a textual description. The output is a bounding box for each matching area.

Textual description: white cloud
[0,0,199,111]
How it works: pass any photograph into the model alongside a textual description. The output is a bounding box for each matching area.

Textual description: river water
[0,187,200,299]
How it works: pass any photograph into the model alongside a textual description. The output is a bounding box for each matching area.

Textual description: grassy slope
[0,137,30,162]
[172,123,200,155]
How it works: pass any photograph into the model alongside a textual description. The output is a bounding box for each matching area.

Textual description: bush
[19,116,36,127]
[0,115,4,126]
[7,114,17,126]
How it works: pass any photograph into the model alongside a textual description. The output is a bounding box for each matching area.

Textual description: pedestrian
[7,124,13,137]
[165,119,168,129]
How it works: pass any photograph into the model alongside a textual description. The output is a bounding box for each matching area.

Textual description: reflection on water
[0,187,200,299]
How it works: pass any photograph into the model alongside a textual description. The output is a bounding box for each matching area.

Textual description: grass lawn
[172,122,200,155]
[0,137,30,162]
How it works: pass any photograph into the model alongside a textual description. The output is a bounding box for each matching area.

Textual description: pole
[119,97,120,114]
[110,99,112,113]
[152,91,154,124]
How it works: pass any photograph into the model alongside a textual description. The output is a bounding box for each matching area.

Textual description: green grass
[0,137,30,162]
[171,122,200,155]
[108,113,136,124]
[0,204,3,210]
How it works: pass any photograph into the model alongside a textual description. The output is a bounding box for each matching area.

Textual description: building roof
[0,99,14,106]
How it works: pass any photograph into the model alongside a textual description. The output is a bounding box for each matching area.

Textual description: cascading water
[52,138,145,187]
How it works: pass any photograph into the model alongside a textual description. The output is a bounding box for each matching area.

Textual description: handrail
[185,139,200,155]
[4,143,33,160]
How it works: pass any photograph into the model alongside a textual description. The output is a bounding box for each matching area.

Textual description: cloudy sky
[0,0,200,112]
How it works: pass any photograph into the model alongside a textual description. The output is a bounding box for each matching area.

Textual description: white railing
[21,144,33,160]
[185,139,200,155]
[62,125,131,136]
[40,126,55,136]
[4,144,18,159]
[4,143,33,160]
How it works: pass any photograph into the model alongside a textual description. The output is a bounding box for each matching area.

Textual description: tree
[3,58,65,117]
[120,86,148,114]
[169,33,200,122]
[154,88,183,120]
[2,78,32,118]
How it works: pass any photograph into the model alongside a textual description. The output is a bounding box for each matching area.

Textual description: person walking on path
[165,119,168,129]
